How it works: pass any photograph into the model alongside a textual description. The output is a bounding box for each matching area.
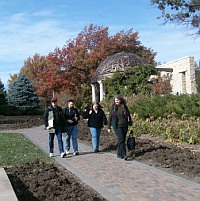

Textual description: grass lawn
[0,133,51,166]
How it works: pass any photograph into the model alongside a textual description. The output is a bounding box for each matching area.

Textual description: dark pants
[114,126,128,158]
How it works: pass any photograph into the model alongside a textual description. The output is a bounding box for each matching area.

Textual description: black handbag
[127,129,135,151]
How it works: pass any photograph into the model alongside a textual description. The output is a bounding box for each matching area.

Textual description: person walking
[63,99,80,156]
[83,101,108,153]
[107,94,132,160]
[43,97,66,158]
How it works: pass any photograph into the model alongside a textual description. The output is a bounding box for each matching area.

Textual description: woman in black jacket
[83,101,107,153]
[107,95,132,160]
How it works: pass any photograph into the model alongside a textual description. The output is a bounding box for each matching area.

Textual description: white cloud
[104,23,200,64]
[139,25,200,63]
[9,12,26,22]
[32,9,54,17]
[0,11,80,86]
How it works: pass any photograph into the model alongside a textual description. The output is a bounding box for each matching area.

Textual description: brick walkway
[1,126,200,201]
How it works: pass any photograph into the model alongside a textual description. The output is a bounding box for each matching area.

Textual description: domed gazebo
[91,52,146,102]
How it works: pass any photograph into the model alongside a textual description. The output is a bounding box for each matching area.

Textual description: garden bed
[1,115,200,200]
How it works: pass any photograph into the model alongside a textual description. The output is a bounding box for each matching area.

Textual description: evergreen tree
[0,79,5,91]
[7,73,39,111]
[0,79,6,104]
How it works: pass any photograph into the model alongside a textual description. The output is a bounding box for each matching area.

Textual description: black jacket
[83,108,107,128]
[107,104,132,129]
[63,107,80,126]
[43,106,66,130]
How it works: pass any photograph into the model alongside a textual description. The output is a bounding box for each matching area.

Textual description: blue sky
[0,0,199,87]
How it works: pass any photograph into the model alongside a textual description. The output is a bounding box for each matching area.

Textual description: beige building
[156,56,197,95]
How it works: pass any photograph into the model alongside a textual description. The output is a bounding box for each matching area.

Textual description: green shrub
[103,93,200,144]
[0,105,20,115]
[128,94,200,119]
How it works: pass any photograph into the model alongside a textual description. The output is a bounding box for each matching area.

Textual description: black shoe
[61,152,66,158]
[117,156,123,159]
[124,156,128,161]
[73,151,79,156]
[94,149,100,153]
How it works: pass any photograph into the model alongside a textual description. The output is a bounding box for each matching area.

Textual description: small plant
[131,113,200,144]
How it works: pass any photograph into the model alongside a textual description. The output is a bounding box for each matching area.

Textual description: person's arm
[75,108,80,121]
[63,108,68,119]
[43,108,49,127]
[61,109,68,132]
[60,108,65,123]
[126,106,132,126]
[83,108,89,119]
[107,107,112,131]
[102,110,108,126]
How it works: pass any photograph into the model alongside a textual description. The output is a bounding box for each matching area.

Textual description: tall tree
[21,53,46,86]
[46,24,156,97]
[47,24,112,96]
[0,79,6,104]
[0,79,5,92]
[7,73,39,111]
[109,29,156,63]
[21,53,53,97]
[20,24,156,100]
[151,0,200,35]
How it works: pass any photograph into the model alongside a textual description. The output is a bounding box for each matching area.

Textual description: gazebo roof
[91,52,146,83]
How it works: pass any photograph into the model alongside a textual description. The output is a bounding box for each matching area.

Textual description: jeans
[49,127,64,154]
[65,125,78,152]
[89,127,102,150]
[114,126,128,158]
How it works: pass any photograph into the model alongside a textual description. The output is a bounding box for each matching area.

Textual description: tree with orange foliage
[21,24,156,99]
[46,24,156,97]
[21,54,50,97]
[109,29,156,64]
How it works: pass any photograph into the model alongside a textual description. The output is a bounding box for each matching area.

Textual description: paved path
[0,168,18,201]
[1,126,200,201]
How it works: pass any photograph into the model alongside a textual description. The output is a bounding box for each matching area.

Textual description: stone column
[98,80,104,102]
[91,84,96,102]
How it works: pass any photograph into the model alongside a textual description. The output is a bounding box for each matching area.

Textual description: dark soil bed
[1,115,200,200]
[5,159,106,201]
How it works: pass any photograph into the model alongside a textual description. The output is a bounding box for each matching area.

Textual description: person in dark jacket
[43,97,66,158]
[83,101,107,153]
[107,95,132,160]
[63,99,80,156]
